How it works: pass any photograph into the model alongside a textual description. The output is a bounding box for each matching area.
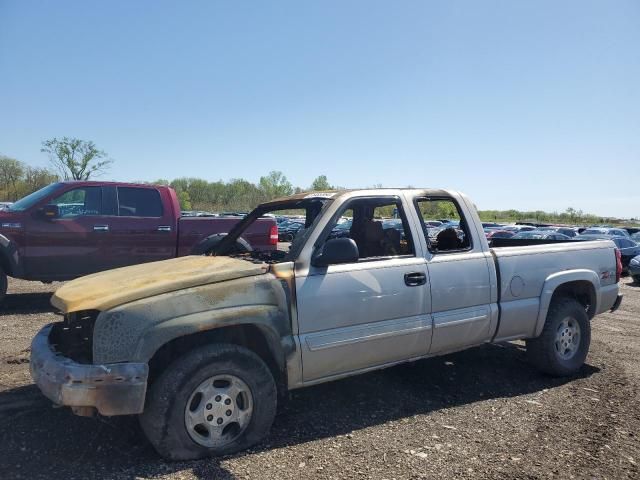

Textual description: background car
[536,226,578,237]
[574,235,640,272]
[629,255,640,283]
[277,220,305,242]
[631,232,640,243]
[512,230,571,240]
[328,219,352,239]
[486,229,515,239]
[580,227,630,237]
[502,225,537,233]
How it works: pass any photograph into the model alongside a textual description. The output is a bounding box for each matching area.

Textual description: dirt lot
[0,278,638,480]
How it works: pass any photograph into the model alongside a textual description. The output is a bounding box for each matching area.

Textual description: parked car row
[476,222,640,278]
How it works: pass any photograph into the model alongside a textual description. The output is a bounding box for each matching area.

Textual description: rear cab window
[117,187,163,217]
[414,197,472,253]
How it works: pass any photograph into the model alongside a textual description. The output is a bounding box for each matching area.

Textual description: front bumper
[30,324,148,416]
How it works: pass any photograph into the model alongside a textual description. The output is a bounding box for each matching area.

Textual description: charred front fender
[91,274,293,368]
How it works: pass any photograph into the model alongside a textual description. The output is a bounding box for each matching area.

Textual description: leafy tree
[0,156,25,201]
[23,166,59,193]
[310,175,332,191]
[178,191,192,210]
[258,171,293,200]
[41,137,113,180]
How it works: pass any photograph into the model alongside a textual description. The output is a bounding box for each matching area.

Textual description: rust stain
[51,256,268,314]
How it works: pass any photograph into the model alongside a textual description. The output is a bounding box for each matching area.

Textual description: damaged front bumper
[30,324,148,416]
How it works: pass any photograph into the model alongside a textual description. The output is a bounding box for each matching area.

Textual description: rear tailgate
[177,216,277,256]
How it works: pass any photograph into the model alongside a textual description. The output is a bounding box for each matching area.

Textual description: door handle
[404,272,426,287]
[157,225,172,232]
[93,225,109,232]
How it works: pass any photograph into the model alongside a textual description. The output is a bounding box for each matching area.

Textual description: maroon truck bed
[177,216,276,257]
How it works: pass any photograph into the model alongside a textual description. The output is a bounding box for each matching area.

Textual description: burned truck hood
[51,256,268,314]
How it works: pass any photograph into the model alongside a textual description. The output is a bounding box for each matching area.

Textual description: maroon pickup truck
[0,181,277,303]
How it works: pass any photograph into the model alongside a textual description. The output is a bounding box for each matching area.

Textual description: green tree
[178,190,192,210]
[310,175,332,191]
[258,171,293,200]
[0,156,25,201]
[41,137,113,180]
[23,166,59,195]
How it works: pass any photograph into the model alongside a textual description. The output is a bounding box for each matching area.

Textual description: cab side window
[325,198,415,260]
[49,187,103,218]
[415,198,472,253]
[117,187,163,217]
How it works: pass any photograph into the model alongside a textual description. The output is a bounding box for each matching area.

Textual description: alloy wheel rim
[554,317,581,360]
[184,374,253,448]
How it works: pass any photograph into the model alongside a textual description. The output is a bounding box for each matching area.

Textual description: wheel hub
[184,374,253,448]
[554,317,581,360]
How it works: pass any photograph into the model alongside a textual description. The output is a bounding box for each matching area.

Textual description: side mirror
[39,204,59,219]
[312,238,359,267]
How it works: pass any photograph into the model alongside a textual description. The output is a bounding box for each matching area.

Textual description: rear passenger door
[102,186,177,268]
[413,195,495,354]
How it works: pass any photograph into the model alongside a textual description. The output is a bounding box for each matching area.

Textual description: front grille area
[49,310,99,364]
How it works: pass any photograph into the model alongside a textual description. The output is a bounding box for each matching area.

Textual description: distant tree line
[0,155,59,201]
[150,171,327,212]
[153,173,626,226]
[0,137,632,226]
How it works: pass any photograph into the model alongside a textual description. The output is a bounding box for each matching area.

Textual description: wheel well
[550,280,597,318]
[0,251,12,276]
[147,324,286,395]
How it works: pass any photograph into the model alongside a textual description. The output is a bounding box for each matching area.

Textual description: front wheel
[139,344,277,460]
[526,298,591,376]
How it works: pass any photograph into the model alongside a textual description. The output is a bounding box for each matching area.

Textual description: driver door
[24,185,107,279]
[295,196,432,383]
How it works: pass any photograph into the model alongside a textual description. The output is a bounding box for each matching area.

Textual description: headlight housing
[49,310,99,364]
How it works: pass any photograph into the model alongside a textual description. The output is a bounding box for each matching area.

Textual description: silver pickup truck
[30,189,623,460]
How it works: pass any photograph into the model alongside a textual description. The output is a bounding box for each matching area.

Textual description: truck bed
[177,216,276,256]
[489,239,620,341]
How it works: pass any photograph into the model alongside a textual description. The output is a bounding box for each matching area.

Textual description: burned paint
[51,255,268,314]
[91,272,293,368]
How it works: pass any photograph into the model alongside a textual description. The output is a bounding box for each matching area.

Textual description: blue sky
[1,1,638,217]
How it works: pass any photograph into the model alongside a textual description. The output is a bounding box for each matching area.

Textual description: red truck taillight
[270,224,278,245]
[615,248,622,283]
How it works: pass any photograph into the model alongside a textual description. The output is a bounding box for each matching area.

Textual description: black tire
[526,297,591,377]
[0,269,7,306]
[632,275,640,284]
[139,344,277,461]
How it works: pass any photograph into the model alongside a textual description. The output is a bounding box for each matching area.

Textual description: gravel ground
[0,277,638,479]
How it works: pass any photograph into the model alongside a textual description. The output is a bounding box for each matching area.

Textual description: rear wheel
[139,343,277,460]
[526,298,590,376]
